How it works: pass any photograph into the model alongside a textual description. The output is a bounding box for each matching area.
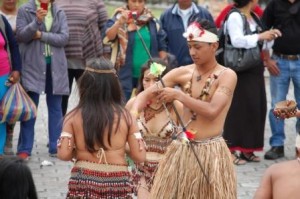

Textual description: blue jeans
[0,74,9,155]
[17,64,62,155]
[268,55,300,147]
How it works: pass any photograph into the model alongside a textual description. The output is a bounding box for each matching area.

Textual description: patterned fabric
[112,7,153,68]
[133,103,178,191]
[55,0,109,60]
[67,161,133,199]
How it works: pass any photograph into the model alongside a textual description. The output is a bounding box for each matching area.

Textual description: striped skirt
[66,161,133,199]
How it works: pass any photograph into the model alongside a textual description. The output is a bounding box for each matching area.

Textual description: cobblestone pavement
[10,77,298,199]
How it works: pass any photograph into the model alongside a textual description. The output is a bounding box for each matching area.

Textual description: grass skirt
[67,161,133,199]
[150,136,237,199]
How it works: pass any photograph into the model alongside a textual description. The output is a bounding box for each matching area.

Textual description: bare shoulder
[218,66,237,82]
[164,64,194,86]
[168,64,193,76]
[268,160,299,176]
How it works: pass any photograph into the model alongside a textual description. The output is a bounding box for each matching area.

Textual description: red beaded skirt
[67,161,133,199]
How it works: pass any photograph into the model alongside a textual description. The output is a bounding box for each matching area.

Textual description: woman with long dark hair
[58,57,146,198]
[126,58,182,198]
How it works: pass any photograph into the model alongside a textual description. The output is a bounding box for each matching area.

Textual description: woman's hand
[259,29,282,41]
[116,10,130,26]
[36,8,47,23]
[33,30,42,40]
[6,71,20,86]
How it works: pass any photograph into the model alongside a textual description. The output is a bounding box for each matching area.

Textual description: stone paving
[10,77,298,199]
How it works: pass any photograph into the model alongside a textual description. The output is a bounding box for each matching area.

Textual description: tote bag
[0,83,37,123]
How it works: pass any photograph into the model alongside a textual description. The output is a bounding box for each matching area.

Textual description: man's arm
[130,67,183,115]
[174,69,237,121]
[254,167,273,199]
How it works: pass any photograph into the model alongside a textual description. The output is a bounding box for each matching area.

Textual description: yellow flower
[150,62,166,77]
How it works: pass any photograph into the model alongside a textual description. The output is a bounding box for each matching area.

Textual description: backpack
[215,8,247,65]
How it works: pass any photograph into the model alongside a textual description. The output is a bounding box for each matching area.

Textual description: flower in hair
[150,62,166,77]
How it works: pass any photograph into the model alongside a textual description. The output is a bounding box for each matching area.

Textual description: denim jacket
[16,0,69,95]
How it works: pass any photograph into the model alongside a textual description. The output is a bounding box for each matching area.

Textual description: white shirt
[0,11,17,32]
[225,12,259,49]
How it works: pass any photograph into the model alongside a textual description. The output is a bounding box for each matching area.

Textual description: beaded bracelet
[57,131,73,149]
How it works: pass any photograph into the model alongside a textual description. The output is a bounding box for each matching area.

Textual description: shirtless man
[131,19,237,199]
[254,135,300,199]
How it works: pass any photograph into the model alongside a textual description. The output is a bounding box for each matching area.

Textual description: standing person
[254,135,300,199]
[160,0,214,66]
[215,3,263,28]
[56,0,109,116]
[0,14,21,157]
[221,0,281,165]
[263,0,300,160]
[130,19,237,199]
[126,58,182,199]
[16,0,69,160]
[57,57,146,198]
[0,0,17,32]
[0,0,19,156]
[105,0,167,101]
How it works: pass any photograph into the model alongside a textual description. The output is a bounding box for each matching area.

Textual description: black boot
[264,146,284,160]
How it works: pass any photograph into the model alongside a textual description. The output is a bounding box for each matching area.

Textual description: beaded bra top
[137,103,177,138]
[137,103,177,154]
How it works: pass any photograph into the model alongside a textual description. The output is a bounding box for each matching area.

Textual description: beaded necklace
[143,103,173,123]
[183,65,225,129]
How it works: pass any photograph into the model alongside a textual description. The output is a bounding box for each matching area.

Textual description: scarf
[114,6,153,68]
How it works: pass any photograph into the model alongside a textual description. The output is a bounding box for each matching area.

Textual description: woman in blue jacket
[106,0,167,101]
[16,0,69,160]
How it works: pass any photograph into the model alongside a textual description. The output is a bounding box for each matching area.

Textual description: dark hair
[136,57,172,94]
[189,18,218,35]
[69,57,131,152]
[233,0,251,8]
[0,157,38,199]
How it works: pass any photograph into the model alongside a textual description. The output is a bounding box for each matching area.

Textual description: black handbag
[221,10,262,72]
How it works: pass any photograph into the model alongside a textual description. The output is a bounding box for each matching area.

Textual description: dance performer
[126,58,182,198]
[57,57,146,198]
[130,19,237,199]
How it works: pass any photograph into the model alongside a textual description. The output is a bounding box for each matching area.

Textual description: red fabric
[215,4,264,28]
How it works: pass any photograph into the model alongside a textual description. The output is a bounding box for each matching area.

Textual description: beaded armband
[57,131,74,149]
[132,131,146,150]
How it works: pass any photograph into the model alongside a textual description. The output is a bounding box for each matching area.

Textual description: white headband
[183,22,219,43]
[296,134,300,148]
